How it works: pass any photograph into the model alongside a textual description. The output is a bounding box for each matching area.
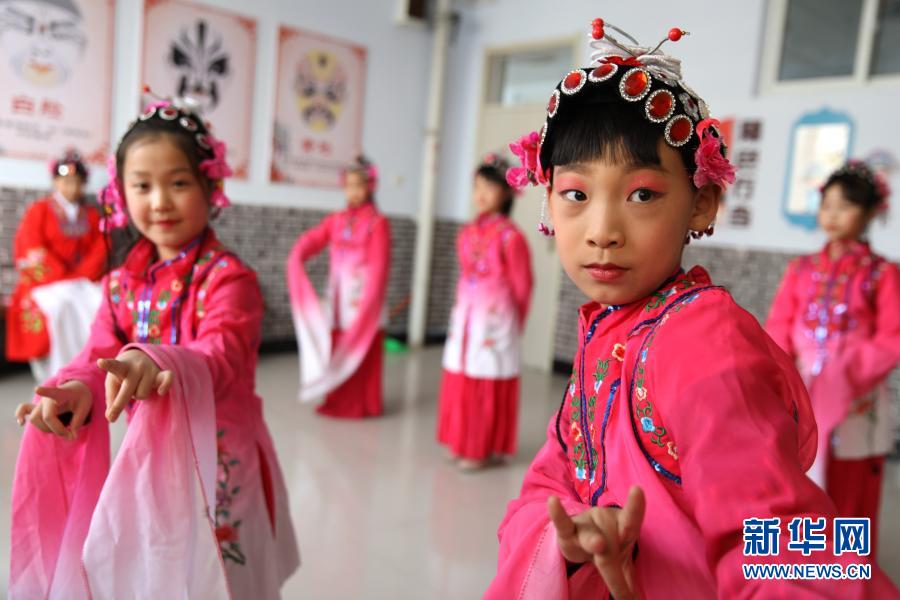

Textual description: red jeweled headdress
[508,19,736,196]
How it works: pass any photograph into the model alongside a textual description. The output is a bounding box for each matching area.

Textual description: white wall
[0,0,432,218]
[437,0,900,259]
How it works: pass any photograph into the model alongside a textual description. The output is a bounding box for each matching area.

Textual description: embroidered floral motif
[20,306,44,334]
[156,289,171,310]
[611,343,626,362]
[567,350,618,489]
[667,441,679,460]
[109,273,123,304]
[645,278,694,311]
[567,368,590,480]
[634,314,671,450]
[195,257,230,319]
[215,429,246,566]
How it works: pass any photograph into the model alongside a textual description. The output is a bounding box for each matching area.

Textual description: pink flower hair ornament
[341,156,379,193]
[506,130,548,192]
[692,118,736,189]
[824,159,892,214]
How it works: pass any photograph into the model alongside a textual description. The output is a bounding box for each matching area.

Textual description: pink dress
[767,242,899,475]
[486,267,898,599]
[10,230,300,599]
[287,202,391,417]
[766,241,899,555]
[437,213,533,460]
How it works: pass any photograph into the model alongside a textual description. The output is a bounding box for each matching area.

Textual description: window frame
[760,0,900,93]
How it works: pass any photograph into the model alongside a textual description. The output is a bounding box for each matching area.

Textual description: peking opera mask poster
[142,0,256,179]
[0,0,115,163]
[271,24,367,187]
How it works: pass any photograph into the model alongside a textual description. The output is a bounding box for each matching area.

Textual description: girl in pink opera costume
[485,19,898,599]
[766,161,899,560]
[437,153,533,470]
[287,155,391,418]
[10,97,299,599]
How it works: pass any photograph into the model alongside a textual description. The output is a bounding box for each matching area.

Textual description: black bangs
[548,102,663,170]
[476,163,511,190]
[822,172,882,212]
[542,87,699,184]
[475,165,515,216]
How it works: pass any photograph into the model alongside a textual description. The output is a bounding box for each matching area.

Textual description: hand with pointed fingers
[547,486,645,600]
[97,349,173,423]
[16,380,92,441]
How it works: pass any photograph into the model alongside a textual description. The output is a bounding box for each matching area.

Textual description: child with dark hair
[6,150,106,381]
[287,155,392,417]
[767,161,899,561]
[487,19,896,598]
[437,153,533,470]
[11,97,299,598]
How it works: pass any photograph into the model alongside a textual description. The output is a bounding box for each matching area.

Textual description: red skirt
[826,451,885,560]
[316,330,384,419]
[436,370,519,461]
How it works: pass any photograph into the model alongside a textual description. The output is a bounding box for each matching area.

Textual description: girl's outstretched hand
[98,349,173,422]
[16,380,92,440]
[547,485,645,600]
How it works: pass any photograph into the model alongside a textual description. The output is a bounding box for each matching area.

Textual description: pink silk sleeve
[654,293,896,598]
[765,259,801,356]
[819,262,900,400]
[185,267,264,396]
[8,280,122,598]
[502,228,533,329]
[485,417,608,600]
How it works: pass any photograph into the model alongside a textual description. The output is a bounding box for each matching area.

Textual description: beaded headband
[507,19,736,196]
[48,149,88,179]
[342,155,378,193]
[827,160,891,213]
[99,87,233,231]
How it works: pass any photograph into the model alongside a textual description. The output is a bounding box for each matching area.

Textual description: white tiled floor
[0,348,898,598]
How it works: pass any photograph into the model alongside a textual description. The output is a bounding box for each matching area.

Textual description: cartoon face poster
[271,25,367,187]
[0,0,115,163]
[142,0,256,179]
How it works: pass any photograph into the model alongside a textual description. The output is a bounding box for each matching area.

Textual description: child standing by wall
[767,161,899,560]
[437,153,533,470]
[288,156,391,418]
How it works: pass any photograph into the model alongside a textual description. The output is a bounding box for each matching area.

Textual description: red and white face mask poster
[0,0,114,163]
[271,25,367,187]
[142,0,256,179]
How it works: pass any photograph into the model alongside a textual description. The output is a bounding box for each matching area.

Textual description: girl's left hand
[98,350,174,422]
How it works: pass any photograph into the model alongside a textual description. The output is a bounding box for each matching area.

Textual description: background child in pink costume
[767,161,899,560]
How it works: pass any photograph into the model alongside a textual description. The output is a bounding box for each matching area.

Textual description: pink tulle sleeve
[765,259,801,357]
[485,417,607,599]
[502,227,533,329]
[654,292,895,597]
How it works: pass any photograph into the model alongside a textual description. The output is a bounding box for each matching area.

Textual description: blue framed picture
[781,108,854,230]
